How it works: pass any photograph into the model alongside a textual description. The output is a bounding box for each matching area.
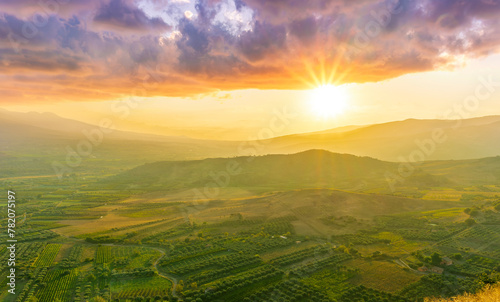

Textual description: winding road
[67,237,179,296]
[151,246,179,296]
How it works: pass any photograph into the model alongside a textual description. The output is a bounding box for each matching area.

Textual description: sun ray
[309,84,349,119]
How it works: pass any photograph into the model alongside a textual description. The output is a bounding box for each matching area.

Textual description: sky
[1,0,500,140]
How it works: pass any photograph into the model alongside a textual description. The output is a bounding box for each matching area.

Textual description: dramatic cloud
[93,0,170,32]
[1,0,500,102]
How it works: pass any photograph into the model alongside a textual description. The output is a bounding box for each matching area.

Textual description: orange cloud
[1,0,500,103]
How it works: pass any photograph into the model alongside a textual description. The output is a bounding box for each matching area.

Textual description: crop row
[289,254,352,277]
[185,255,262,285]
[113,288,169,299]
[61,245,84,268]
[270,246,329,267]
[33,243,61,267]
[1,242,45,267]
[249,279,330,302]
[36,269,78,302]
[183,265,283,301]
[340,285,408,302]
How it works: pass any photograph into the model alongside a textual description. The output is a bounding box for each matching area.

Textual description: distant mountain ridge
[0,109,200,142]
[261,116,500,161]
[2,108,500,161]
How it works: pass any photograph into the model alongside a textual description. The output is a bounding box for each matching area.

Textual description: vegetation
[2,149,500,302]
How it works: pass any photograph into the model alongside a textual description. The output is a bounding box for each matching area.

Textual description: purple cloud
[93,0,170,32]
[0,0,500,102]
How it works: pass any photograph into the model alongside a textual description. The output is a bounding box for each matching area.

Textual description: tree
[177,280,184,293]
[469,209,480,217]
[431,252,442,266]
[87,273,96,282]
[465,218,477,227]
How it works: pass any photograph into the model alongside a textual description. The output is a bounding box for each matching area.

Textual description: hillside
[0,109,241,177]
[264,116,500,161]
[111,150,398,191]
[4,108,500,165]
[420,156,500,185]
[111,150,500,193]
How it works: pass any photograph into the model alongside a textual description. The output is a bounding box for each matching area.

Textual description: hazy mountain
[3,108,500,164]
[263,116,500,161]
[0,109,240,163]
[0,109,244,178]
[0,109,200,142]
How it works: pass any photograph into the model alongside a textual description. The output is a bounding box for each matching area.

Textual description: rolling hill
[263,116,500,161]
[111,149,500,193]
[111,150,397,191]
[4,109,500,181]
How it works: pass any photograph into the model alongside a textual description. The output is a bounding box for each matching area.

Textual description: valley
[1,147,500,301]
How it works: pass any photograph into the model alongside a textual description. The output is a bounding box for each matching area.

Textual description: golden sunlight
[309,84,349,118]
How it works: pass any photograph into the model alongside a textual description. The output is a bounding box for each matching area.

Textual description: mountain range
[2,108,500,163]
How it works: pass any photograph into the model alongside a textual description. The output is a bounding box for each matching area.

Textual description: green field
[33,244,62,267]
[1,151,500,302]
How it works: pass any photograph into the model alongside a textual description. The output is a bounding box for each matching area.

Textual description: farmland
[33,244,62,267]
[1,152,500,301]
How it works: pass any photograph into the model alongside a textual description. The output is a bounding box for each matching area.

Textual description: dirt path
[67,238,179,296]
[102,242,179,296]
[151,247,179,296]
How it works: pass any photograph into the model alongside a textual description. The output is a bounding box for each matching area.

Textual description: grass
[368,232,427,256]
[420,208,469,220]
[347,259,421,293]
[422,192,463,201]
[302,269,353,300]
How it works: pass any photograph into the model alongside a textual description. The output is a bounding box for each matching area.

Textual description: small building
[418,266,428,272]
[430,266,444,274]
[441,257,453,266]
[280,236,287,239]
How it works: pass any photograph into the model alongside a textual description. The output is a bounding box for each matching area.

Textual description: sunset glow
[309,85,349,119]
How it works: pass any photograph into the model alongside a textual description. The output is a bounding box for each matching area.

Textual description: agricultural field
[1,155,500,302]
[33,244,62,267]
[346,259,421,293]
[110,276,172,300]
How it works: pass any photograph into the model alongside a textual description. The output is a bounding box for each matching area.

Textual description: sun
[309,84,349,118]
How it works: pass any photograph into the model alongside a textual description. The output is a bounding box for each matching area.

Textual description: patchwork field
[1,153,500,301]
